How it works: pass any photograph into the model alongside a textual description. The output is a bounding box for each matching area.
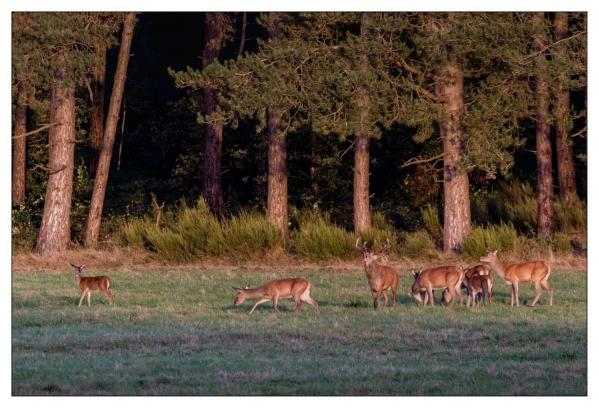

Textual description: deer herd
[68,240,553,312]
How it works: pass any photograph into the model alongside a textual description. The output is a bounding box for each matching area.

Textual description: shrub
[144,225,192,262]
[398,230,436,258]
[461,223,518,259]
[487,181,537,233]
[554,198,586,233]
[551,232,572,254]
[176,199,224,257]
[220,211,282,257]
[292,212,356,261]
[358,211,398,252]
[421,204,442,245]
[119,217,153,248]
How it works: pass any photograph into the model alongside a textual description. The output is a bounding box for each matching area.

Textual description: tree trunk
[84,12,136,246]
[88,41,107,176]
[201,13,227,218]
[266,12,288,237]
[534,13,554,237]
[353,12,372,233]
[12,82,28,206]
[436,62,471,253]
[35,55,76,254]
[554,12,578,204]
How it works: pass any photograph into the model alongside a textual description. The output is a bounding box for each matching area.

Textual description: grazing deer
[480,250,553,307]
[356,238,399,310]
[232,278,319,314]
[70,263,113,307]
[409,266,464,306]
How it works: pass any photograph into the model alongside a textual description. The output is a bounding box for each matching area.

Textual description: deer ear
[80,264,85,269]
[493,250,498,255]
[244,283,250,290]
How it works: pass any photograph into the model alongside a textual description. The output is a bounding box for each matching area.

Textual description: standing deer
[480,250,553,307]
[463,264,494,307]
[232,278,320,314]
[70,263,113,307]
[409,265,464,306]
[356,238,399,310]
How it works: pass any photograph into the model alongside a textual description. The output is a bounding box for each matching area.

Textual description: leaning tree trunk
[88,41,107,176]
[436,62,471,253]
[266,12,289,237]
[35,55,76,254]
[84,12,136,246]
[534,12,554,237]
[12,82,28,206]
[201,13,227,218]
[554,12,578,204]
[353,12,372,233]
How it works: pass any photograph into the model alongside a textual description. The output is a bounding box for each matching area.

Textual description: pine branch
[12,123,60,139]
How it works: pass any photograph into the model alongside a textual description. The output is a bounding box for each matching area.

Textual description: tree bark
[554,12,578,204]
[266,12,288,237]
[353,12,372,233]
[35,54,76,254]
[84,12,136,246]
[88,41,107,176]
[201,13,227,218]
[534,13,554,237]
[12,82,28,206]
[436,62,471,253]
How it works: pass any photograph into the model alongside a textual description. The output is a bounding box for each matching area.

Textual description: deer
[355,238,399,310]
[479,250,553,307]
[70,263,113,307]
[440,264,494,306]
[408,265,464,306]
[232,278,320,314]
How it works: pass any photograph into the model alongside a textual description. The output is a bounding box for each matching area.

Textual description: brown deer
[409,265,464,306]
[70,263,113,307]
[480,250,553,307]
[232,278,319,314]
[463,264,494,306]
[356,238,399,310]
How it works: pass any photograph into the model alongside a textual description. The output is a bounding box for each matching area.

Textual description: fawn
[480,250,552,307]
[233,278,320,314]
[355,238,399,310]
[463,264,493,307]
[70,263,113,307]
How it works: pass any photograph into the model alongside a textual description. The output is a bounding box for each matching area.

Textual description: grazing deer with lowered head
[409,265,464,306]
[356,238,399,310]
[70,263,113,307]
[480,250,552,307]
[232,278,319,314]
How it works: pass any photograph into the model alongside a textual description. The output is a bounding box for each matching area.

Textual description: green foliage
[292,211,357,261]
[552,232,572,254]
[119,217,153,248]
[554,198,586,233]
[461,223,518,259]
[487,181,537,233]
[398,230,436,258]
[220,211,282,258]
[421,204,443,245]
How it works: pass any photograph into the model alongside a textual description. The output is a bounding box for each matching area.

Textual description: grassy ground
[12,266,587,395]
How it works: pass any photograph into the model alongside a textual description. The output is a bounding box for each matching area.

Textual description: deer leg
[78,290,87,307]
[293,294,302,313]
[249,298,270,314]
[513,283,520,307]
[541,280,553,306]
[104,290,113,305]
[530,281,542,307]
[272,295,280,312]
[510,284,515,307]
[426,287,435,306]
[87,291,91,307]
[303,296,320,314]
[392,284,398,306]
[382,290,389,307]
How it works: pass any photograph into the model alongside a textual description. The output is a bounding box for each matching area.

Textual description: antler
[70,263,84,270]
[381,238,391,252]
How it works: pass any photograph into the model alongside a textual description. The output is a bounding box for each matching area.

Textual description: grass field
[12,266,587,395]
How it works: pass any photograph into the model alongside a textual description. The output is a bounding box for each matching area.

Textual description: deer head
[232,287,248,305]
[70,263,85,276]
[479,250,498,264]
[356,238,377,266]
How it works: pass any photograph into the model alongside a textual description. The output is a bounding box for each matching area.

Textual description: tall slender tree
[201,13,232,218]
[12,82,28,206]
[533,12,554,237]
[88,41,107,175]
[553,12,578,204]
[85,12,137,246]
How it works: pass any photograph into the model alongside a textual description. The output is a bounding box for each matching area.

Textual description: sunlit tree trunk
[36,54,76,254]
[266,13,288,237]
[436,61,471,252]
[85,12,136,245]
